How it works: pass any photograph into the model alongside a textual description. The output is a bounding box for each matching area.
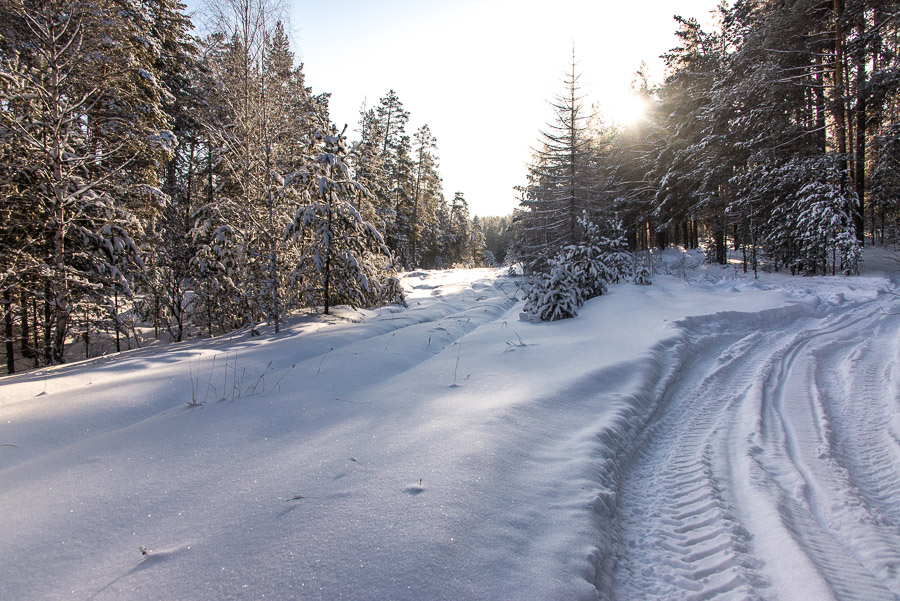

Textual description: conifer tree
[372,90,410,259]
[143,0,204,342]
[200,1,324,333]
[351,105,388,224]
[284,125,400,315]
[518,55,597,273]
[410,124,443,267]
[447,192,472,266]
[470,216,487,266]
[0,0,173,364]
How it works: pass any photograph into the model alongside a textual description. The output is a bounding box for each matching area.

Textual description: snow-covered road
[1,252,898,600]
[610,287,900,601]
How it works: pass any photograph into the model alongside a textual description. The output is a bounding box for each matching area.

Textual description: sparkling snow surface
[1,250,898,600]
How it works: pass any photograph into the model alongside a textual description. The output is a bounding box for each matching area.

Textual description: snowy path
[610,291,900,601]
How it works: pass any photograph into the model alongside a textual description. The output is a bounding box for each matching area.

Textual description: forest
[515,0,899,280]
[1,0,899,373]
[0,0,511,374]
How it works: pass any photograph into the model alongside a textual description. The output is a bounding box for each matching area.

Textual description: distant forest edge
[1,0,898,373]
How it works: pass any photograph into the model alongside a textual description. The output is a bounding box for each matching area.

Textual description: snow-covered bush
[521,261,583,321]
[557,213,633,296]
[633,265,652,285]
[556,242,609,299]
[377,272,408,308]
[521,214,635,321]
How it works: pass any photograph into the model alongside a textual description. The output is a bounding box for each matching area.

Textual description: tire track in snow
[753,304,900,599]
[610,297,900,601]
[613,329,773,601]
[815,321,900,528]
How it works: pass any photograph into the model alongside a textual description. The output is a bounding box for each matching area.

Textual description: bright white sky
[187,0,722,217]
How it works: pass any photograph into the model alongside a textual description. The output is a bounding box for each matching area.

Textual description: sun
[600,92,647,126]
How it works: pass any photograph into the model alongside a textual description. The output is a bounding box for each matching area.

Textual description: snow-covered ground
[1,249,898,601]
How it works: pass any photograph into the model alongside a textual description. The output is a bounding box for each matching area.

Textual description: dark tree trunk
[43,289,53,366]
[715,227,727,265]
[814,54,828,152]
[31,298,40,367]
[20,293,33,359]
[4,289,15,374]
[324,201,332,316]
[853,17,867,243]
[833,0,849,191]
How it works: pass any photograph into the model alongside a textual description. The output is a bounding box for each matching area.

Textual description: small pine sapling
[521,261,583,321]
[633,263,652,285]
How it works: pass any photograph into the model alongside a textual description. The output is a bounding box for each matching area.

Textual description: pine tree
[350,105,388,224]
[447,192,472,266]
[372,90,411,261]
[142,0,204,342]
[284,125,400,315]
[651,14,732,260]
[517,54,597,273]
[410,124,442,267]
[200,2,325,333]
[391,134,416,267]
[0,0,173,364]
[870,123,900,242]
[470,216,487,266]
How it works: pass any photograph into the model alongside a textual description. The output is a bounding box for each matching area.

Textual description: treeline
[0,0,491,374]
[514,0,899,277]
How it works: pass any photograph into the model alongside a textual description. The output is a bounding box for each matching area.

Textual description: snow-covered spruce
[284,124,404,315]
[522,261,584,321]
[632,265,652,285]
[758,155,862,276]
[522,213,634,321]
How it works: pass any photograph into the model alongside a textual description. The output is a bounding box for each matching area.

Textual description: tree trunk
[31,299,39,368]
[4,289,14,374]
[324,201,332,316]
[114,289,121,353]
[715,229,727,265]
[20,292,33,360]
[853,11,867,243]
[833,0,848,176]
[43,290,52,366]
[814,54,828,153]
[49,19,69,365]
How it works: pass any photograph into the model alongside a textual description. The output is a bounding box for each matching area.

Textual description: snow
[1,249,899,600]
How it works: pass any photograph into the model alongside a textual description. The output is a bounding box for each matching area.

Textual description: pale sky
[187,0,722,217]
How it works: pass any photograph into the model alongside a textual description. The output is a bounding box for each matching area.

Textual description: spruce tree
[410,124,442,267]
[284,125,400,315]
[517,55,597,273]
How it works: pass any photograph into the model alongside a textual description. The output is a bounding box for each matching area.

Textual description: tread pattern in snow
[610,297,900,601]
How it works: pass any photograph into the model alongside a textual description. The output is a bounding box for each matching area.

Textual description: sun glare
[602,93,647,126]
